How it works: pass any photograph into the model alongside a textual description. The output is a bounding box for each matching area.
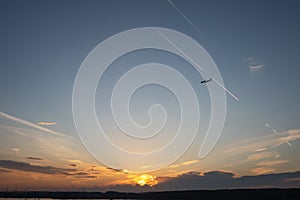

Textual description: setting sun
[135,174,157,186]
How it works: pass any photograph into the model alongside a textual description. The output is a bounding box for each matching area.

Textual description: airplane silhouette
[201,78,212,84]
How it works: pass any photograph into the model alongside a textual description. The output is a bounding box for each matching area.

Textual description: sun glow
[135,174,157,186]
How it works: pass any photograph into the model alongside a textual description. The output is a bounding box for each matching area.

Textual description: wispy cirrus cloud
[250,160,289,175]
[0,112,67,137]
[12,148,20,153]
[0,113,153,189]
[226,129,300,175]
[250,167,275,175]
[166,159,199,169]
[257,160,289,167]
[245,151,280,162]
[249,64,265,72]
[226,129,300,154]
[242,57,265,72]
[264,122,292,147]
[37,121,58,126]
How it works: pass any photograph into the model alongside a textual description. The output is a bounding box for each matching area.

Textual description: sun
[135,174,157,186]
[137,179,146,186]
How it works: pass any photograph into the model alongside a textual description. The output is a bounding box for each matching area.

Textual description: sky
[0,0,300,191]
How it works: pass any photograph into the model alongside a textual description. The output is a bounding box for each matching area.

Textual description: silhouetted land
[1,189,300,199]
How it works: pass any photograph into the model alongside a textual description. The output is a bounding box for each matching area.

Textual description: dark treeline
[0,189,300,199]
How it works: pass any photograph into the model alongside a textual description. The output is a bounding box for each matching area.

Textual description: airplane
[201,78,212,84]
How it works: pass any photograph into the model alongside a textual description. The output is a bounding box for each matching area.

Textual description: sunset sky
[0,0,300,191]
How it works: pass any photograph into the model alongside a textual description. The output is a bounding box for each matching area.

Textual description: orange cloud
[37,121,58,126]
[251,167,275,175]
[257,160,288,167]
[245,152,279,162]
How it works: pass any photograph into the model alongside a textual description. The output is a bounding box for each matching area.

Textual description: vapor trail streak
[167,0,203,37]
[212,78,240,101]
[157,30,239,102]
[264,122,292,148]
[167,0,240,102]
[156,30,204,71]
[286,141,293,147]
[0,112,71,138]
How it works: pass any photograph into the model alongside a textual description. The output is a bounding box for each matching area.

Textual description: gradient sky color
[0,0,300,191]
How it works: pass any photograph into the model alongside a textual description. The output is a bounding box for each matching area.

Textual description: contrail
[156,30,204,71]
[167,0,203,37]
[264,122,292,148]
[212,78,239,101]
[265,123,270,128]
[0,112,71,138]
[166,0,240,102]
[286,141,293,147]
[157,30,239,102]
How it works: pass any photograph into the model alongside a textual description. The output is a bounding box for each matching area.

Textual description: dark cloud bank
[1,160,299,192]
[0,160,94,178]
[106,171,300,192]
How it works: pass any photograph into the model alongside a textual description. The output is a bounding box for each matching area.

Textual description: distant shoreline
[1,188,300,199]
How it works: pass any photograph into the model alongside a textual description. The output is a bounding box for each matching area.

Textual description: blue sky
[0,0,300,190]
[1,0,299,135]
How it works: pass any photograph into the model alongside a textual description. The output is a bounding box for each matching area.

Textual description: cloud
[154,170,300,191]
[0,113,140,189]
[68,160,84,164]
[12,148,20,153]
[72,172,90,176]
[225,129,299,175]
[242,56,265,72]
[257,160,288,167]
[248,158,288,176]
[75,175,97,179]
[0,113,86,167]
[245,152,279,162]
[250,167,275,175]
[106,167,125,173]
[249,64,265,72]
[253,148,267,152]
[226,129,300,155]
[221,129,299,177]
[0,169,11,173]
[65,170,300,192]
[285,177,300,182]
[264,123,292,147]
[26,157,43,161]
[37,121,58,126]
[242,57,253,62]
[265,123,270,128]
[0,160,104,181]
[0,112,68,138]
[167,159,199,169]
[0,160,76,175]
[181,160,199,166]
